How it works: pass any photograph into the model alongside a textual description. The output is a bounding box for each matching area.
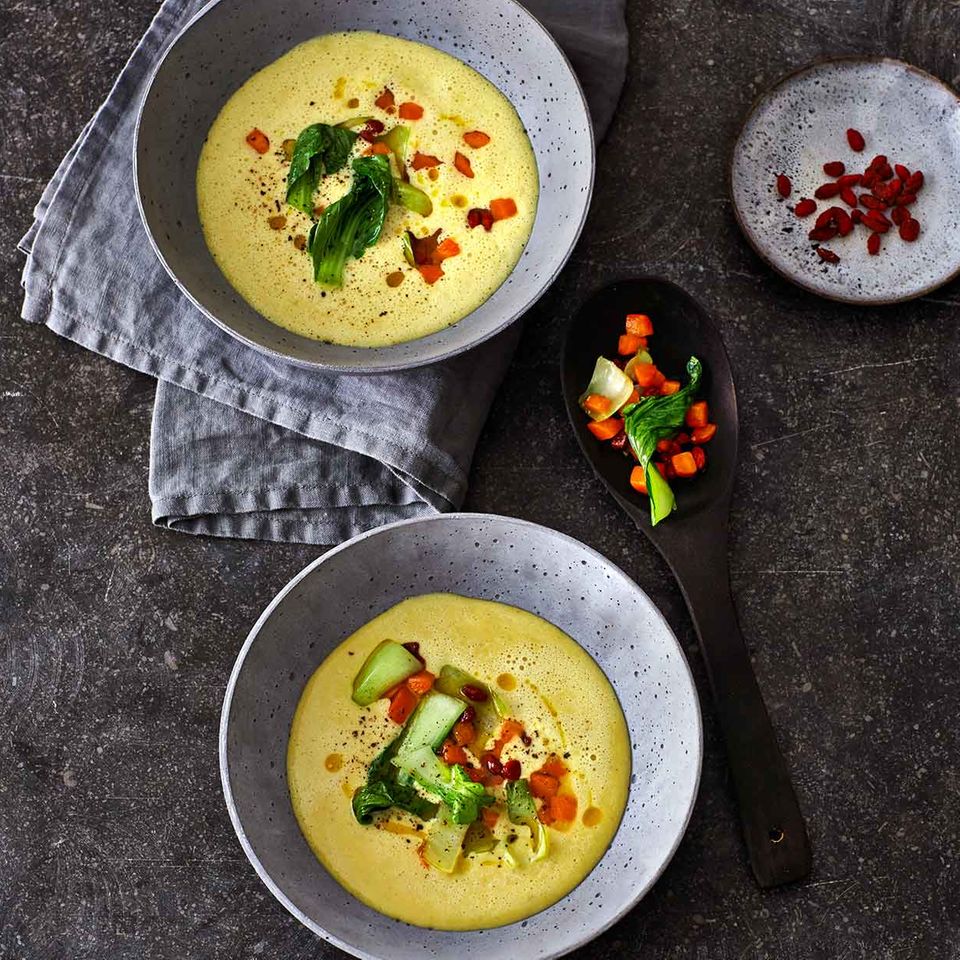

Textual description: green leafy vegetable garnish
[393,745,493,825]
[393,179,432,216]
[308,155,393,288]
[622,356,702,526]
[377,124,410,174]
[352,738,440,824]
[285,123,358,216]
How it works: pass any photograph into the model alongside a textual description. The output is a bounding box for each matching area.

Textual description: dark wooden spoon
[561,277,812,888]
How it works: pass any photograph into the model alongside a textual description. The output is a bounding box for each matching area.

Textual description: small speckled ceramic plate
[220,514,702,959]
[731,57,960,304]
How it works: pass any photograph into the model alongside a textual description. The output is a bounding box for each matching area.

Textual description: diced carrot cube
[406,670,435,695]
[434,238,461,260]
[440,739,470,766]
[587,417,624,441]
[387,685,418,724]
[651,368,666,388]
[632,363,659,387]
[540,755,568,779]
[685,401,709,428]
[625,313,653,336]
[660,380,681,395]
[245,128,270,154]
[417,264,444,284]
[463,130,491,148]
[618,333,643,356]
[398,101,424,120]
[629,465,648,494]
[549,794,578,822]
[481,806,500,829]
[364,142,392,155]
[453,151,474,177]
[691,423,717,444]
[671,451,698,477]
[583,393,611,415]
[490,198,517,220]
[529,772,560,799]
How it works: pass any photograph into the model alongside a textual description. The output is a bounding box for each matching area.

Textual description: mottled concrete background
[1,1,958,958]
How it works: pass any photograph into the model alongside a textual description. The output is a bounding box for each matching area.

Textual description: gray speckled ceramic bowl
[731,57,960,304]
[134,0,593,373]
[220,514,702,959]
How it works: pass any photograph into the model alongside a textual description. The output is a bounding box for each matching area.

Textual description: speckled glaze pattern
[731,57,960,304]
[219,514,702,960]
[134,0,594,372]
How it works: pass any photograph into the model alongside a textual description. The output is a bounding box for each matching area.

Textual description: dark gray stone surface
[1,1,957,958]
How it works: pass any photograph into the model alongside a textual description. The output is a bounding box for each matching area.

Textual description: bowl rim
[729,54,960,306]
[219,512,703,959]
[133,0,596,375]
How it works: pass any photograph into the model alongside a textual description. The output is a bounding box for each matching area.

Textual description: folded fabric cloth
[19,0,627,544]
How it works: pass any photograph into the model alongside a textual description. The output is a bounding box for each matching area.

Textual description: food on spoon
[287,593,629,929]
[197,32,537,347]
[578,313,716,526]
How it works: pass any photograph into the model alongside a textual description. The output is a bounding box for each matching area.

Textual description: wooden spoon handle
[670,534,812,887]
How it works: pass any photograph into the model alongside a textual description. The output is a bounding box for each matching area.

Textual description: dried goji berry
[776,173,792,198]
[835,208,853,236]
[861,195,888,211]
[899,217,920,242]
[905,170,924,192]
[808,225,838,242]
[815,207,839,228]
[891,205,909,226]
[823,161,845,177]
[816,246,840,263]
[846,128,866,151]
[794,198,817,218]
[840,187,859,208]
[894,163,911,181]
[895,192,917,206]
[867,232,881,255]
[837,173,862,188]
[862,212,891,233]
[814,182,842,199]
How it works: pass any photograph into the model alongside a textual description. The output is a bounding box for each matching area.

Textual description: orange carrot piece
[631,363,659,387]
[618,333,643,356]
[685,401,708,428]
[671,451,698,477]
[434,238,461,260]
[629,465,648,494]
[490,198,517,221]
[245,128,270,154]
[587,418,623,441]
[417,264,444,285]
[660,380,681,395]
[529,772,560,799]
[374,88,395,109]
[691,423,717,444]
[625,313,653,336]
[388,685,418,724]
[398,101,424,120]
[463,130,491,148]
[453,151,475,178]
[540,755,568,779]
[626,387,640,405]
[406,670,435,695]
[582,393,611,415]
[440,740,470,766]
[481,806,500,829]
[453,720,476,746]
[364,142,392,156]
[411,151,442,170]
[549,794,578,822]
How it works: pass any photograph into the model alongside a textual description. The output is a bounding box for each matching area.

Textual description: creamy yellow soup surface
[287,593,631,930]
[196,32,538,347]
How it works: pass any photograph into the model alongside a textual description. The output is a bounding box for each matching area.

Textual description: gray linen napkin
[19,0,627,545]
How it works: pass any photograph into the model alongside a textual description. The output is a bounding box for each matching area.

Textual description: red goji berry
[905,170,924,192]
[835,208,853,236]
[891,206,909,226]
[862,212,891,233]
[867,232,881,255]
[846,128,866,151]
[793,198,817,218]
[851,208,863,224]
[837,173,862,188]
[894,192,917,206]
[894,163,911,181]
[816,246,840,263]
[815,207,839,228]
[861,195,888,211]
[808,225,838,242]
[840,187,859,208]
[814,182,842,199]
[823,161,845,177]
[899,217,920,242]
[776,174,792,198]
